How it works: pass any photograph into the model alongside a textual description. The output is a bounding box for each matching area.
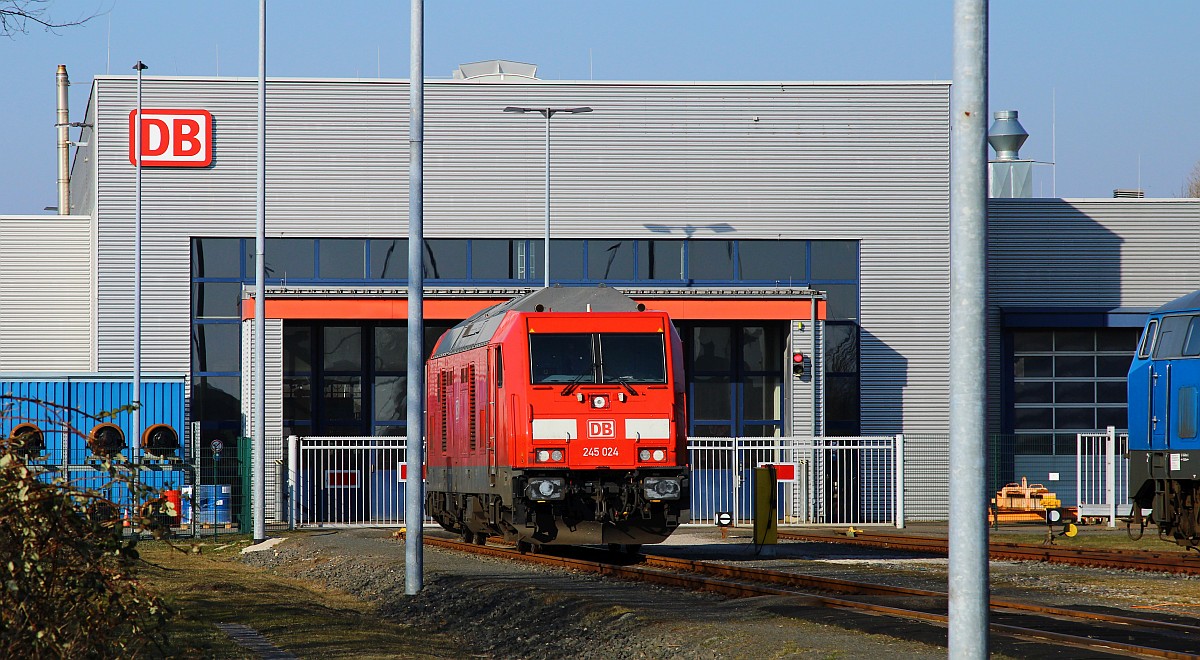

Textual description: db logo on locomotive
[587,419,615,439]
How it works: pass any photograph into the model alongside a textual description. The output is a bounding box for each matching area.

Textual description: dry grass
[136,537,456,658]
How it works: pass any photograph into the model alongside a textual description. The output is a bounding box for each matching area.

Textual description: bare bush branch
[1,0,99,37]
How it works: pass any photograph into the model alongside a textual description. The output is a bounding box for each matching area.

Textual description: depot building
[4,61,1199,521]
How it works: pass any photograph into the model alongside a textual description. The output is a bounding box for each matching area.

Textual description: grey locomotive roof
[1154,290,1200,314]
[432,286,642,357]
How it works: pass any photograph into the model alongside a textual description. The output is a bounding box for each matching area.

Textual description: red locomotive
[425,286,690,551]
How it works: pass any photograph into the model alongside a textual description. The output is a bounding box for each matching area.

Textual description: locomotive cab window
[1137,319,1157,359]
[530,333,666,385]
[1153,315,1193,359]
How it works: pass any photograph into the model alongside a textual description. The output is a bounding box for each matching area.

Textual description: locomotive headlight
[535,449,566,463]
[638,448,668,462]
[526,477,566,501]
[537,449,551,462]
[591,395,608,409]
[550,449,564,462]
[643,477,681,500]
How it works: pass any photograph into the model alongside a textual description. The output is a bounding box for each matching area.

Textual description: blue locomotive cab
[1127,290,1200,548]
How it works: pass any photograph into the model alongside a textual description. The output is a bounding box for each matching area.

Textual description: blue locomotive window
[1183,317,1200,357]
[1153,316,1192,358]
[1137,320,1157,359]
[599,334,667,383]
[530,334,595,384]
[1180,387,1197,439]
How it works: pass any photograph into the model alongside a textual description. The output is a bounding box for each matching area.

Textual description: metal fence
[1076,427,1129,526]
[284,435,900,529]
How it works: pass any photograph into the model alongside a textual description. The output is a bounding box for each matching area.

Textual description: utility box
[753,466,778,548]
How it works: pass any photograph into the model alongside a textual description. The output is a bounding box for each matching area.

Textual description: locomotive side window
[494,346,503,388]
[1137,319,1157,359]
[599,333,667,383]
[1152,315,1192,358]
[530,334,595,384]
[1183,317,1200,356]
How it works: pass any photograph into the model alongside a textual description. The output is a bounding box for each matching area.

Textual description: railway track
[776,530,1200,574]
[416,534,1200,659]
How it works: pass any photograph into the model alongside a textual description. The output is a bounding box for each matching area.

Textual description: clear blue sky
[3,1,1199,214]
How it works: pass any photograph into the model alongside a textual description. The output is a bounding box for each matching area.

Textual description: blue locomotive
[1128,290,1200,548]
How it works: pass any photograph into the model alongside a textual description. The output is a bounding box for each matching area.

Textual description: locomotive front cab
[513,311,690,544]
[1128,300,1200,547]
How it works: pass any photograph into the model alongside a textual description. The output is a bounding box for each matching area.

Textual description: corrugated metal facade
[986,199,1200,431]
[0,215,94,371]
[74,76,952,440]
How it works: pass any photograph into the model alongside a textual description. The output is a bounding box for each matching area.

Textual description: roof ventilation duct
[452,60,539,82]
[988,110,1033,198]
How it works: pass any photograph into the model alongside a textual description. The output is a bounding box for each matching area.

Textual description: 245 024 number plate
[582,446,619,458]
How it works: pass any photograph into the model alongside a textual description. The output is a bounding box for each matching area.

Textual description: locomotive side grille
[440,369,451,452]
[467,364,478,451]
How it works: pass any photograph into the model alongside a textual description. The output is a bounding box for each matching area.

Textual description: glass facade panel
[1054,355,1094,378]
[693,424,732,438]
[1055,330,1093,351]
[1096,407,1128,430]
[825,323,858,374]
[1096,355,1133,377]
[319,239,366,279]
[1056,407,1095,429]
[1054,381,1093,404]
[1013,331,1053,352]
[374,325,407,371]
[1014,381,1052,404]
[549,240,585,280]
[688,240,734,280]
[639,240,683,280]
[738,241,805,283]
[284,325,312,372]
[471,240,512,279]
[810,240,858,280]
[370,239,407,279]
[820,283,859,321]
[1098,328,1139,351]
[192,238,241,278]
[741,326,781,372]
[692,376,732,419]
[824,374,860,434]
[742,375,782,420]
[262,238,315,279]
[283,376,312,421]
[587,240,635,280]
[192,282,243,318]
[192,323,240,372]
[323,376,362,421]
[423,239,467,279]
[692,327,733,372]
[324,327,362,371]
[1096,381,1126,404]
[374,375,406,421]
[193,377,241,422]
[1015,407,1053,428]
[1013,355,1052,378]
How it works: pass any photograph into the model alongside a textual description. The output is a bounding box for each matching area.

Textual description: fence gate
[289,436,412,528]
[1076,427,1129,526]
[687,436,898,527]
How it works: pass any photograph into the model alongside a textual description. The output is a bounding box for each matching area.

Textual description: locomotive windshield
[529,333,667,385]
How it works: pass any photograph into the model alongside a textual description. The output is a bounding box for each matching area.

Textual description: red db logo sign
[128,109,213,167]
[587,420,615,439]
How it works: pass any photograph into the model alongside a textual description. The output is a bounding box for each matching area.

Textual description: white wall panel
[0,215,94,371]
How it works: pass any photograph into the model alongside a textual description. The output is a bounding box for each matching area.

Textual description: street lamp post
[133,60,147,456]
[503,106,592,287]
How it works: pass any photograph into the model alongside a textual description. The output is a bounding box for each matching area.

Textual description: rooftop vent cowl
[988,110,1029,161]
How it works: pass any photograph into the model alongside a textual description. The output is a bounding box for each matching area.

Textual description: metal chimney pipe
[56,64,70,215]
[987,110,1028,161]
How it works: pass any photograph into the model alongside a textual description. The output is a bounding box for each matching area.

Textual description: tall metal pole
[405,0,425,595]
[949,0,989,657]
[252,0,267,543]
[543,109,551,288]
[133,61,146,456]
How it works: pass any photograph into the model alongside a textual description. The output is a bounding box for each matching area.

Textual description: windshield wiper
[613,376,639,396]
[561,371,590,396]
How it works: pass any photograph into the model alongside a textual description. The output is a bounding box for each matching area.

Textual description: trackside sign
[128,109,213,167]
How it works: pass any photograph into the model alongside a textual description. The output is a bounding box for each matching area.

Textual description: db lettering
[587,420,615,439]
[128,109,213,167]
